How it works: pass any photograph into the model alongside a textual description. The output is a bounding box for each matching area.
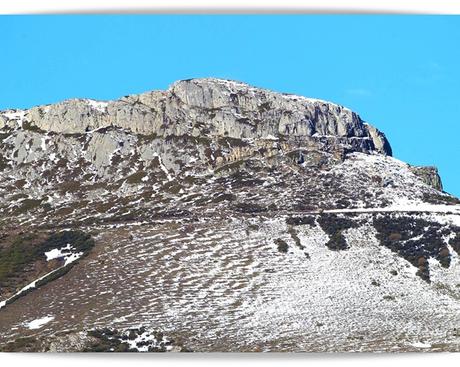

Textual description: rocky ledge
[1,78,391,156]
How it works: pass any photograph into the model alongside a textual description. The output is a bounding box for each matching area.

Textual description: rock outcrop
[2,78,391,156]
[0,78,452,221]
[410,166,443,191]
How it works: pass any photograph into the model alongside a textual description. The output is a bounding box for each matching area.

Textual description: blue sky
[1,15,459,196]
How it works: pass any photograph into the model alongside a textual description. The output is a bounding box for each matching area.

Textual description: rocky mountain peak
[1,78,391,157]
[1,79,460,352]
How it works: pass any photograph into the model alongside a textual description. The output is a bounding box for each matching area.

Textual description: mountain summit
[0,79,459,352]
[2,78,391,154]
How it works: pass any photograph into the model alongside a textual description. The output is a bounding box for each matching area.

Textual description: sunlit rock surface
[0,79,459,352]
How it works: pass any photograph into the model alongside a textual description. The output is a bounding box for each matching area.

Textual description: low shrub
[373,214,452,282]
[274,238,289,253]
[287,227,304,249]
[317,214,358,251]
[84,327,182,353]
[325,231,348,251]
[14,198,43,214]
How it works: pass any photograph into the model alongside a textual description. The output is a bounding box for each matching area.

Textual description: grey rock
[410,165,443,191]
[15,78,391,156]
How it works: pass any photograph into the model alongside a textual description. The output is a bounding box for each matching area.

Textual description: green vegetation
[0,233,41,284]
[422,193,460,205]
[0,154,9,170]
[162,181,182,195]
[287,226,304,250]
[0,231,94,282]
[46,230,94,253]
[383,295,396,301]
[0,131,11,141]
[325,231,349,251]
[85,329,132,352]
[0,230,95,300]
[138,132,159,142]
[438,246,451,268]
[450,231,460,256]
[214,160,246,174]
[258,101,271,113]
[58,180,82,193]
[217,136,249,148]
[211,193,236,203]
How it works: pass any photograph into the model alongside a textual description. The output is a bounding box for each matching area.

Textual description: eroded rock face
[2,78,392,156]
[0,78,450,222]
[410,166,443,191]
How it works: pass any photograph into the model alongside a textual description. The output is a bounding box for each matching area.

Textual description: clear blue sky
[1,15,459,196]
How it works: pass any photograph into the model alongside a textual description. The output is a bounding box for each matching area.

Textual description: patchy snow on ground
[1,110,26,121]
[123,330,173,352]
[0,88,459,351]
[1,110,26,128]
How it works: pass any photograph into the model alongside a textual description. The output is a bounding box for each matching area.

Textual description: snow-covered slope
[0,79,459,352]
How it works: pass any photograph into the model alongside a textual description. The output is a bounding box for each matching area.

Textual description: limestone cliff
[2,78,391,156]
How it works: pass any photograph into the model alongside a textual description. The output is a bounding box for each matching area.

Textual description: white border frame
[0,3,459,367]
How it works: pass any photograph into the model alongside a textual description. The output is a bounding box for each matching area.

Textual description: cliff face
[0,79,459,352]
[1,78,450,226]
[409,166,443,191]
[2,78,391,154]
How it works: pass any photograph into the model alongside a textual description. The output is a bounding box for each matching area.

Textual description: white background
[0,1,459,366]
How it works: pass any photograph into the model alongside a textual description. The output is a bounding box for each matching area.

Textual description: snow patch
[124,330,173,352]
[1,110,26,128]
[409,342,431,349]
[45,243,83,266]
[153,153,173,181]
[44,243,82,265]
[85,99,108,113]
[49,153,59,163]
[23,315,55,330]
[40,137,47,151]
